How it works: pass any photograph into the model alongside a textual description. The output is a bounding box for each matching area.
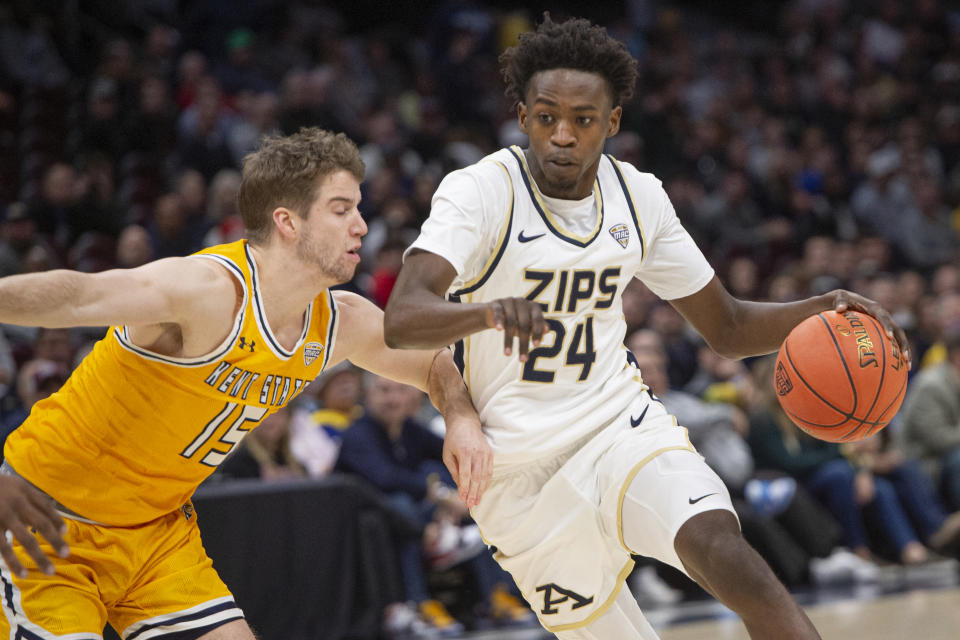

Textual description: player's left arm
[329,290,491,506]
[669,276,911,366]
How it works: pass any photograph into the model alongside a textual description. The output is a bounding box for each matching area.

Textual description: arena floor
[461,560,960,639]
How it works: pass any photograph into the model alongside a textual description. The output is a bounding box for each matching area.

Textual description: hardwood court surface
[658,587,960,640]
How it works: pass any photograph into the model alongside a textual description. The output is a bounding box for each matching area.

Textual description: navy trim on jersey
[508,147,604,248]
[317,289,338,373]
[453,162,515,296]
[245,244,312,359]
[448,294,466,378]
[113,252,247,367]
[606,155,646,262]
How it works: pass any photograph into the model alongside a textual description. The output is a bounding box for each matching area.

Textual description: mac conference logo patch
[608,223,629,248]
[303,342,324,366]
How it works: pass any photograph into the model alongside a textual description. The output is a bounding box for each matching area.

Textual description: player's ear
[272,207,298,240]
[607,106,622,138]
[517,102,528,134]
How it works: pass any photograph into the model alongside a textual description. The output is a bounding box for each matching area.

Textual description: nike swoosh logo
[518,231,546,243]
[629,406,648,428]
[688,493,718,505]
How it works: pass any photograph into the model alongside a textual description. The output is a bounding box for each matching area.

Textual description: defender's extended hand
[485,297,547,362]
[0,475,69,577]
[442,415,493,509]
[832,290,912,369]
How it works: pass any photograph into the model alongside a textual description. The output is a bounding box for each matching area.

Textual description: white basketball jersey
[409,146,713,466]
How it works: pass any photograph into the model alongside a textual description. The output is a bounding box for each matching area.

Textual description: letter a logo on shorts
[535,583,594,615]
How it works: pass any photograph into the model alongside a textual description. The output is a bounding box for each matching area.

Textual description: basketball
[774,310,908,442]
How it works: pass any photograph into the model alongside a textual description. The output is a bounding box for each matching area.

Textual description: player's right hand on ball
[485,298,546,361]
[0,474,69,577]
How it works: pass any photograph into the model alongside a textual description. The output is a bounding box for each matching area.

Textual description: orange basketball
[774,310,908,442]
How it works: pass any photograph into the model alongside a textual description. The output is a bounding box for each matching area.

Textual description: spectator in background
[28,163,81,252]
[919,291,960,369]
[844,430,960,556]
[902,328,960,511]
[0,329,15,408]
[289,361,364,479]
[359,197,419,267]
[367,240,407,310]
[125,74,178,157]
[228,92,280,165]
[647,301,699,389]
[175,51,208,110]
[895,173,959,270]
[0,203,41,278]
[31,327,74,372]
[115,225,154,269]
[0,359,68,450]
[621,278,656,338]
[216,28,274,96]
[203,169,244,246]
[148,193,197,258]
[726,256,761,301]
[850,148,914,251]
[78,78,126,162]
[174,169,212,245]
[176,77,236,180]
[684,339,753,406]
[216,406,305,481]
[338,374,534,636]
[748,357,934,565]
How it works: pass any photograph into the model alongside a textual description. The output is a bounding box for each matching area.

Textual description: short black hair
[500,13,638,107]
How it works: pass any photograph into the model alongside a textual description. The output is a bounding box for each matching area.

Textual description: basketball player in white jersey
[384,15,910,640]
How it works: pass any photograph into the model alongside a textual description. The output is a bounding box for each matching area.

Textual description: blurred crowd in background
[3,0,960,636]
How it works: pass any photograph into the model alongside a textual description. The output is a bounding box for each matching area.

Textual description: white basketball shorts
[471,392,736,634]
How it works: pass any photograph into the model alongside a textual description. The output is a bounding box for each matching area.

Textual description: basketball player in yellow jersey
[0,128,491,639]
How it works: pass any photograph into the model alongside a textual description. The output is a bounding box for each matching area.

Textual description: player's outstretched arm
[670,276,910,366]
[331,290,492,506]
[0,258,237,331]
[384,249,547,360]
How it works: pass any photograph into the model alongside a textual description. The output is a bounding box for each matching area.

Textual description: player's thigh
[0,521,109,636]
[0,564,106,637]
[612,448,736,573]
[553,586,660,640]
[109,507,244,639]
[197,618,257,640]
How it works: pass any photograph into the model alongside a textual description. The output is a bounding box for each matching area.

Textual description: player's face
[518,69,622,200]
[298,169,367,284]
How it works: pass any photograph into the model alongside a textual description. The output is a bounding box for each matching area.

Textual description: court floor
[463,560,960,639]
[658,587,960,640]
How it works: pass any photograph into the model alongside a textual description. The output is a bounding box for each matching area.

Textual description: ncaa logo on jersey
[303,342,324,366]
[608,223,629,248]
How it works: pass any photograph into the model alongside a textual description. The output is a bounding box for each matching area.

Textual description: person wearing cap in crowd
[288,360,364,478]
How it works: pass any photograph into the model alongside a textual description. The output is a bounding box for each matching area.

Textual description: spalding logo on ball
[775,310,908,442]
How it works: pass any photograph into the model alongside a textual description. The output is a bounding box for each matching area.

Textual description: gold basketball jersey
[4,240,338,526]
